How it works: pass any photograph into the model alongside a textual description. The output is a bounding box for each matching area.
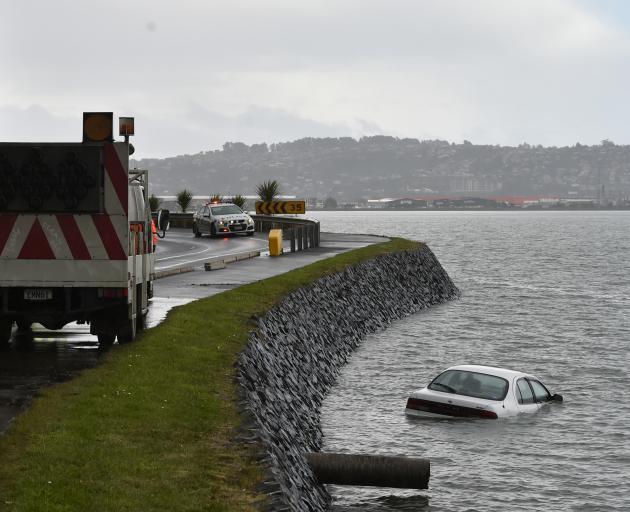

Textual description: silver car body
[405,364,558,419]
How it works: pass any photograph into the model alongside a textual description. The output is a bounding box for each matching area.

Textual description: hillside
[132,137,630,202]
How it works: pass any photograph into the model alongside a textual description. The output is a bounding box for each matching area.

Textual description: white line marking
[156,246,219,262]
[156,247,264,271]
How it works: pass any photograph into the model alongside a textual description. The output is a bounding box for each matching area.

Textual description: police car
[192,202,255,237]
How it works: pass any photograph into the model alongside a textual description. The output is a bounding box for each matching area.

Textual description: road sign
[255,200,306,215]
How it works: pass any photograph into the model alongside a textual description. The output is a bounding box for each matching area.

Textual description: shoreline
[0,237,435,511]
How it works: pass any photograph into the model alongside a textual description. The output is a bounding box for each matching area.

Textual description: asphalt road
[155,228,269,273]
[0,230,385,434]
[1,228,269,433]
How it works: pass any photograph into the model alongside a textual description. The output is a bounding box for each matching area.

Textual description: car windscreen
[428,370,509,401]
[211,205,243,215]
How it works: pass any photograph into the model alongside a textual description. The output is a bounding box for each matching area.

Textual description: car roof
[446,364,536,381]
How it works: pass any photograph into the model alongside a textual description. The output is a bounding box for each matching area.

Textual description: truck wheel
[97,333,115,346]
[136,285,146,331]
[16,320,32,330]
[117,316,136,344]
[0,319,12,347]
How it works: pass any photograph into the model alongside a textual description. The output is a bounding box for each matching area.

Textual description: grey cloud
[140,105,353,157]
[0,105,77,142]
[2,1,630,152]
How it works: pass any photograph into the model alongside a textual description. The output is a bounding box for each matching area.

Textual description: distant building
[384,198,428,209]
[431,197,503,209]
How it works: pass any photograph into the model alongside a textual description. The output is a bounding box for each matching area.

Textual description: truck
[0,114,162,346]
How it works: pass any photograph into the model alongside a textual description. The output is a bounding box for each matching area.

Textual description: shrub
[256,180,280,202]
[230,195,247,209]
[149,194,162,212]
[176,189,193,212]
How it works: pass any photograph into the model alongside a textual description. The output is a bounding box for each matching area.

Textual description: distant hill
[132,136,630,202]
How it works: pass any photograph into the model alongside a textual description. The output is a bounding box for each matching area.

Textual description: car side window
[516,378,535,405]
[529,379,551,403]
[202,207,209,217]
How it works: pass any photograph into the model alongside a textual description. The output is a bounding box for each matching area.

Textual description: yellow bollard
[268,229,283,256]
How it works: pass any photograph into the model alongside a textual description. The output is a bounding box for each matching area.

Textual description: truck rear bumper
[0,260,127,287]
[0,287,127,330]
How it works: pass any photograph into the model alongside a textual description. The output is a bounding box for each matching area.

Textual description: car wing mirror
[551,393,563,402]
[157,209,170,232]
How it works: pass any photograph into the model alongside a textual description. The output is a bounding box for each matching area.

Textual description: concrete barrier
[306,453,430,490]
[204,250,260,270]
[155,250,260,278]
[152,212,193,229]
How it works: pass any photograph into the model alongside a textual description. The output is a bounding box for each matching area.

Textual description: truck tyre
[136,285,146,331]
[0,319,12,347]
[16,320,31,330]
[97,333,115,346]
[117,315,136,344]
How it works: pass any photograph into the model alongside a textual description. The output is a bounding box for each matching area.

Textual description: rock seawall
[237,245,459,511]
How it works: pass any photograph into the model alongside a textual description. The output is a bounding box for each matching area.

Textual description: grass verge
[0,237,420,512]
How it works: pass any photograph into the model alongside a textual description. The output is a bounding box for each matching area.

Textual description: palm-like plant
[230,194,247,209]
[176,189,193,212]
[256,180,280,202]
[148,194,162,212]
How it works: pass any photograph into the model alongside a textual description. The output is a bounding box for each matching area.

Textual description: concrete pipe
[305,452,430,490]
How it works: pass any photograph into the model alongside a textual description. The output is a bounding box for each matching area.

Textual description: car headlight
[217,220,226,226]
[247,217,254,225]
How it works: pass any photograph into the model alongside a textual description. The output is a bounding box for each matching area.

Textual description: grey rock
[236,246,458,511]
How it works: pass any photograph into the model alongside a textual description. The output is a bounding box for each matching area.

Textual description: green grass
[0,237,420,512]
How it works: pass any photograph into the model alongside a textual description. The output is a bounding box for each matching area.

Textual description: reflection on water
[315,211,630,512]
[331,493,430,511]
[0,295,194,435]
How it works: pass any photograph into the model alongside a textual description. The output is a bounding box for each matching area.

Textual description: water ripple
[316,211,630,511]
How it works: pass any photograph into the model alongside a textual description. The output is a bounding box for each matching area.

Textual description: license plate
[233,225,243,231]
[24,289,53,301]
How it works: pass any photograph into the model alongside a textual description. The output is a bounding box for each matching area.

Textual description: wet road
[0,230,383,435]
[0,228,269,434]
[0,296,192,434]
[155,228,269,273]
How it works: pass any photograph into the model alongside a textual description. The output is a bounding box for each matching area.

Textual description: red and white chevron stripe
[0,213,127,260]
[0,143,129,262]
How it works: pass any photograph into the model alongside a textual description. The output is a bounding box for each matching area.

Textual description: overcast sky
[2,0,630,159]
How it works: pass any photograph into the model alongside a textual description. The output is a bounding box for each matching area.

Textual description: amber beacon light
[82,112,113,143]
[119,117,135,137]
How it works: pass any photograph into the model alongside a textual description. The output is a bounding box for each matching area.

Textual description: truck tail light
[98,288,128,298]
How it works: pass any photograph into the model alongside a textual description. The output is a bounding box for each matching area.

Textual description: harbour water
[312,211,630,511]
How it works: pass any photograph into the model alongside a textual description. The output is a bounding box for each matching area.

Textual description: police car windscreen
[211,205,242,215]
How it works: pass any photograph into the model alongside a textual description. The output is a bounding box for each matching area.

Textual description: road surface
[155,228,269,274]
[0,231,385,434]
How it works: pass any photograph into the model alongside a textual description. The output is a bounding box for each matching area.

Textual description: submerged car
[405,365,562,420]
[193,202,255,237]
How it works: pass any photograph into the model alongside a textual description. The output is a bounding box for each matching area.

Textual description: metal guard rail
[251,214,320,251]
